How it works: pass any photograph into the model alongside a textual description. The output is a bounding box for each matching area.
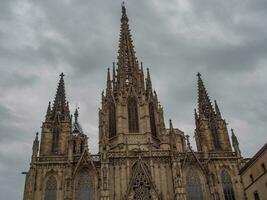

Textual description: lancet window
[211,122,221,149]
[44,176,57,200]
[52,127,59,153]
[221,170,235,200]
[149,102,157,137]
[108,102,116,138]
[128,97,139,133]
[186,169,204,200]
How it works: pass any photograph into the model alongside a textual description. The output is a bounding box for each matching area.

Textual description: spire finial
[60,72,64,78]
[121,1,126,15]
[106,68,112,94]
[197,72,201,78]
[146,68,152,91]
[169,119,173,130]
[74,105,79,123]
[35,132,39,140]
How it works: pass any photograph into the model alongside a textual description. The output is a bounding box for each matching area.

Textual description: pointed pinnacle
[146,68,152,91]
[46,101,51,114]
[197,73,214,117]
[231,128,239,145]
[147,68,151,81]
[74,106,79,123]
[214,100,222,118]
[112,63,116,80]
[35,132,39,141]
[107,68,111,86]
[169,119,173,130]
[121,1,126,16]
[52,73,66,111]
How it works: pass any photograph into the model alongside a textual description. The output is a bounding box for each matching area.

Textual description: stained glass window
[109,102,116,138]
[44,176,57,200]
[186,169,204,200]
[128,97,139,133]
[149,103,157,137]
[75,170,91,200]
[221,170,235,200]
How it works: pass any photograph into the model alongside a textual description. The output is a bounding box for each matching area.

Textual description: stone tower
[194,73,232,152]
[23,4,246,200]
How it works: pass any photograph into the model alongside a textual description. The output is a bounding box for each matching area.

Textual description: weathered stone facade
[23,5,247,200]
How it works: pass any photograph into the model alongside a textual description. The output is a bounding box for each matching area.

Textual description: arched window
[108,102,116,138]
[75,170,92,200]
[44,176,57,200]
[221,170,235,200]
[52,127,59,153]
[149,102,157,137]
[128,97,139,133]
[186,169,204,200]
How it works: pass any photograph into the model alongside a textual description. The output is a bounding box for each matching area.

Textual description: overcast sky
[0,0,267,199]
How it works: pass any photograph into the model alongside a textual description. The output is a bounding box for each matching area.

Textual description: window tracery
[44,176,57,200]
[221,170,235,200]
[132,162,152,200]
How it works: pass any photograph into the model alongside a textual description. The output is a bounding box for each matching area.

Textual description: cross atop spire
[121,1,126,16]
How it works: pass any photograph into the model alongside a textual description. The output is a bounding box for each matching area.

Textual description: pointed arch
[44,176,57,200]
[131,160,152,199]
[128,97,139,133]
[149,102,157,137]
[221,169,235,200]
[52,127,59,153]
[185,168,204,200]
[108,101,117,138]
[75,169,92,200]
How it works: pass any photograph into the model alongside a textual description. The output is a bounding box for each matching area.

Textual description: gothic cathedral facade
[23,5,246,200]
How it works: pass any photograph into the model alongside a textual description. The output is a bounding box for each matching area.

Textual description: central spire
[116,2,140,90]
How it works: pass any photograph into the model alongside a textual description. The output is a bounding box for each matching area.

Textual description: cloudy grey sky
[0,0,267,199]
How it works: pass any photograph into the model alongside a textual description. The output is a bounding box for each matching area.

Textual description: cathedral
[23,4,246,200]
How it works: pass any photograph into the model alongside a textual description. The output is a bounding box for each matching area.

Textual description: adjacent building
[240,143,267,200]
[23,4,247,200]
